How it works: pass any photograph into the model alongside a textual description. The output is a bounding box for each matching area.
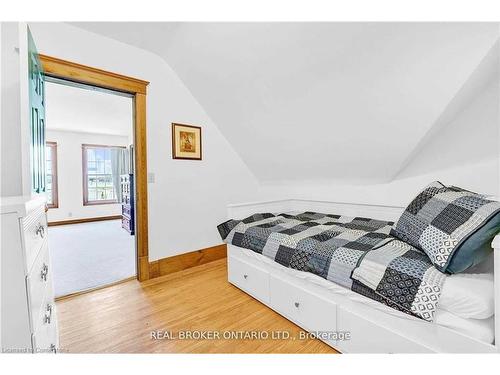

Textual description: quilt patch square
[291,224,316,233]
[376,268,421,310]
[418,225,448,261]
[307,248,333,278]
[342,240,373,251]
[391,211,428,246]
[296,237,320,252]
[431,203,474,235]
[356,232,391,246]
[301,221,320,227]
[275,245,296,267]
[231,232,245,247]
[330,247,364,267]
[241,212,275,224]
[388,255,428,280]
[326,214,341,219]
[453,195,490,211]
[289,249,311,271]
[406,190,437,215]
[342,222,378,232]
[279,227,300,235]
[256,220,282,229]
[240,231,269,253]
[310,231,340,242]
[317,237,350,251]
[417,197,448,222]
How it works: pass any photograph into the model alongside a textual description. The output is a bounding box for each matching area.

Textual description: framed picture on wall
[171,123,202,160]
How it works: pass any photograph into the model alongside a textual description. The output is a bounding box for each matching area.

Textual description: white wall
[28,23,262,261]
[1,23,24,197]
[257,159,498,208]
[45,130,130,222]
[258,79,500,207]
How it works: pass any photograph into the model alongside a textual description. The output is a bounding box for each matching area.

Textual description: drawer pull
[40,263,49,281]
[44,304,53,324]
[35,223,45,238]
[294,302,300,308]
[243,274,248,279]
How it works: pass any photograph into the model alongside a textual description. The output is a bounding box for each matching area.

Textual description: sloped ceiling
[393,39,500,179]
[71,22,499,183]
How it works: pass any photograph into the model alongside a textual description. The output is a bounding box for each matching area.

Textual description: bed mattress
[233,245,494,344]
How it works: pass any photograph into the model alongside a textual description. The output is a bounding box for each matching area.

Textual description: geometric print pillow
[390,181,500,273]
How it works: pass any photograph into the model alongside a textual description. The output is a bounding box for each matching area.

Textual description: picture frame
[171,123,202,160]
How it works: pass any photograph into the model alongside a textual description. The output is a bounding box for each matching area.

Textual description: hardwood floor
[56,258,337,353]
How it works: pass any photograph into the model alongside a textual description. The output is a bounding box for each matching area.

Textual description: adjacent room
[44,79,136,298]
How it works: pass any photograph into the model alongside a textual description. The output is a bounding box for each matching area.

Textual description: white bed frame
[226,199,500,353]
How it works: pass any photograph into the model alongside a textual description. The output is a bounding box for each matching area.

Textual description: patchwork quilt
[218,211,446,322]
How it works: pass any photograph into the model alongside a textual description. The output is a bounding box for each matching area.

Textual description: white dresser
[1,196,59,353]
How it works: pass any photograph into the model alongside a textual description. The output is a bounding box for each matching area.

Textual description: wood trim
[55,276,136,301]
[48,215,122,226]
[40,54,150,281]
[171,123,202,160]
[149,259,160,279]
[149,244,227,278]
[135,94,149,280]
[135,94,148,257]
[138,255,150,281]
[39,54,149,95]
[46,141,59,209]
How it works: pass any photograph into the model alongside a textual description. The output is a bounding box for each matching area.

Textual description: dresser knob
[243,274,248,279]
[44,304,53,324]
[35,224,45,238]
[294,302,300,308]
[40,263,49,281]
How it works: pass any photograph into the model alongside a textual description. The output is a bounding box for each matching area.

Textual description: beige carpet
[48,220,135,297]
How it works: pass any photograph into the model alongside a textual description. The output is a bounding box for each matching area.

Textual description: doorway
[44,78,136,297]
[39,55,150,287]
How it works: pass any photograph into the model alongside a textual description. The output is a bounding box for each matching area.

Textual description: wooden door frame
[39,54,151,281]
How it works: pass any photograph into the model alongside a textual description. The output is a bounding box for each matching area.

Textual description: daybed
[221,195,500,353]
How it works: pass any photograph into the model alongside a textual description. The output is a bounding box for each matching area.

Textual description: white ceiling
[45,80,133,137]
[71,22,499,183]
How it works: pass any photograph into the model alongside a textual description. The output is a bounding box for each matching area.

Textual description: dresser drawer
[336,307,431,353]
[228,256,270,303]
[32,302,58,353]
[27,242,54,327]
[22,204,47,271]
[270,274,337,340]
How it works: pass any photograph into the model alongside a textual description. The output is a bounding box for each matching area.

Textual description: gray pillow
[390,181,500,274]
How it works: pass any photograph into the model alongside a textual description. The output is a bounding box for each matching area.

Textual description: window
[45,142,58,208]
[82,144,123,205]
